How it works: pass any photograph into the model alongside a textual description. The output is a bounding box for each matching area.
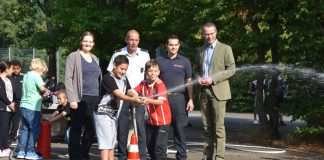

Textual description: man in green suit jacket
[197,22,235,160]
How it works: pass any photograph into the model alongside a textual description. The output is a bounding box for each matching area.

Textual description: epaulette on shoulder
[114,49,122,53]
[140,48,149,53]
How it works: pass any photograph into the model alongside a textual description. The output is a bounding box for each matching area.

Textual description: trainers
[10,140,17,146]
[64,153,69,158]
[25,151,43,160]
[0,150,3,157]
[253,120,259,124]
[17,151,26,159]
[12,150,19,157]
[1,148,12,157]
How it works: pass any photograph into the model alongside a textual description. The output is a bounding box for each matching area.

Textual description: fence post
[56,51,59,82]
[33,48,35,58]
[8,48,11,61]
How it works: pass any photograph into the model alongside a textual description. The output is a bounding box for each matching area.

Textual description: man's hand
[203,77,213,86]
[70,102,78,109]
[186,99,194,112]
[199,77,213,86]
[198,77,204,86]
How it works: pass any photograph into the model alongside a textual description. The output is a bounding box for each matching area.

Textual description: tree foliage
[1,0,323,139]
[0,0,40,47]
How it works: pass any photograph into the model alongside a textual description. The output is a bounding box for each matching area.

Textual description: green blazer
[198,41,236,100]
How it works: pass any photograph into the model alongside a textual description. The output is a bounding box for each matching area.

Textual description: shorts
[93,113,117,150]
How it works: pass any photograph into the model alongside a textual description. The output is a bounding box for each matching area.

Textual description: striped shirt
[134,78,171,126]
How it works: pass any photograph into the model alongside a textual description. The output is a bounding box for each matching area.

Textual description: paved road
[4,112,324,160]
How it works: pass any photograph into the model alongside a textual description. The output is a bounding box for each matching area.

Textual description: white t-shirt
[107,47,150,88]
[3,77,13,112]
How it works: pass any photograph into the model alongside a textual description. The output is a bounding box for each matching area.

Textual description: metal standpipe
[132,105,138,138]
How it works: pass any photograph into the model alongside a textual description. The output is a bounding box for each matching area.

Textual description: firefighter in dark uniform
[156,34,194,160]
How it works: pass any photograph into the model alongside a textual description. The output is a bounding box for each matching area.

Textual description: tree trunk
[267,74,280,139]
[252,15,273,138]
[256,49,272,137]
[36,0,57,83]
[267,13,281,140]
[47,47,57,79]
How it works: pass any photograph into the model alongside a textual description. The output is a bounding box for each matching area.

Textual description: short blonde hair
[30,58,48,73]
[57,89,67,99]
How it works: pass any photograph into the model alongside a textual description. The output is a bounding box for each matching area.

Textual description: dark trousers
[9,104,21,141]
[146,124,169,160]
[117,102,146,160]
[0,111,10,149]
[168,93,188,160]
[69,96,98,160]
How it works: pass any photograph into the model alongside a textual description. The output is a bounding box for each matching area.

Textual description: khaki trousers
[200,87,226,160]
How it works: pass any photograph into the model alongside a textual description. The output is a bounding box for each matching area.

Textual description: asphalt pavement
[3,112,324,160]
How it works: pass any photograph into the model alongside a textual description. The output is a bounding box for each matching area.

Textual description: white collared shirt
[107,47,150,88]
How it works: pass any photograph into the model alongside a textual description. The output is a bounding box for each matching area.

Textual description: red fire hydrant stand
[37,120,51,159]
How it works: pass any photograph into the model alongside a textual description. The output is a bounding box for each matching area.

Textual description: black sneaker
[10,139,17,146]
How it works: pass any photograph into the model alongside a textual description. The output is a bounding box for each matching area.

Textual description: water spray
[148,64,324,98]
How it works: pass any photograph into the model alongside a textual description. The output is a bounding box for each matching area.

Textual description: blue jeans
[18,108,41,152]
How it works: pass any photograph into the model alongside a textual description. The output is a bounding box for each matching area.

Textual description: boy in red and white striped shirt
[132,59,171,160]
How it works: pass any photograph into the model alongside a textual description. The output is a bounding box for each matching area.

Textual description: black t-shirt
[56,103,71,126]
[156,54,192,93]
[101,72,131,96]
[95,72,131,116]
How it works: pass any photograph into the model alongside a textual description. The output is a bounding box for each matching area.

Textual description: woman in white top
[0,61,15,157]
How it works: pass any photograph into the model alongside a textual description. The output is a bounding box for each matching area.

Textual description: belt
[167,92,184,96]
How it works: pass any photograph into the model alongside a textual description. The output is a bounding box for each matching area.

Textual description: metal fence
[0,48,66,82]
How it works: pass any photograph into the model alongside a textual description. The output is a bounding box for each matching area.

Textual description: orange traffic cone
[128,133,140,160]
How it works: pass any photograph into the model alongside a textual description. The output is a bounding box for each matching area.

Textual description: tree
[0,0,39,47]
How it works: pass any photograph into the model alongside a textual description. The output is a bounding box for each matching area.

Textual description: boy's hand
[132,96,143,105]
[139,97,147,105]
[43,89,50,96]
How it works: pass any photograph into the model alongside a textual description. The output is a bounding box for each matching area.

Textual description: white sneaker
[64,153,69,158]
[1,148,12,157]
[253,120,259,124]
[0,150,4,157]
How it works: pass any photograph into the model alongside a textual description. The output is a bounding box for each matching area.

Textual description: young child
[0,61,15,157]
[93,55,142,160]
[17,58,49,160]
[132,59,172,160]
[8,60,24,145]
[46,89,71,156]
